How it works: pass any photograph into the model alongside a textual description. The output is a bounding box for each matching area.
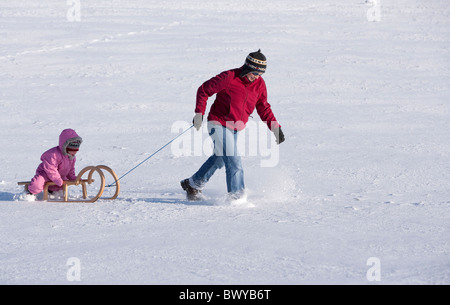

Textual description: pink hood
[59,128,83,159]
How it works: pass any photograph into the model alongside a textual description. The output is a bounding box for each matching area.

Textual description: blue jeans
[190,122,245,195]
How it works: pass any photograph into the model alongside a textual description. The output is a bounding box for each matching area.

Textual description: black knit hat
[240,49,267,77]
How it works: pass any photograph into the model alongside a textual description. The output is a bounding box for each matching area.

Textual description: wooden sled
[18,165,120,203]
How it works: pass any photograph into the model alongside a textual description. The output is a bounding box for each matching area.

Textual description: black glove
[193,113,203,131]
[272,127,285,144]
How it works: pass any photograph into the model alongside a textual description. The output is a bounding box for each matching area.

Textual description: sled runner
[18,165,120,203]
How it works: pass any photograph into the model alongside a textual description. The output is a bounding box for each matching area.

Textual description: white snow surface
[0,0,449,284]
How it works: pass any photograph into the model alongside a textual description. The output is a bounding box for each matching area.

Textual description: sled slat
[17,180,93,201]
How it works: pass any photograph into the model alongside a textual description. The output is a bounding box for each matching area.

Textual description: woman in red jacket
[181,50,285,202]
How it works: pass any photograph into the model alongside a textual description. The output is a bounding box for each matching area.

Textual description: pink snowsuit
[28,129,82,194]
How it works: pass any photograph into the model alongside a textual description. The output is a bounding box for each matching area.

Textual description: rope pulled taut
[106,125,194,187]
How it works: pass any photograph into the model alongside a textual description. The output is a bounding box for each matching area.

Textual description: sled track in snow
[0,21,182,62]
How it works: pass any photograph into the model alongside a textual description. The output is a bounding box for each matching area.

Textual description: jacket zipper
[241,86,248,122]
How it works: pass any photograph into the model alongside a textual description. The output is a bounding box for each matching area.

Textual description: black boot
[180,179,202,201]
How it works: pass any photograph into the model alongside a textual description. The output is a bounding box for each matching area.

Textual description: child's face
[67,149,78,156]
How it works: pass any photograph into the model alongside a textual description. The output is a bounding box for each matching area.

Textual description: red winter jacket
[195,68,280,131]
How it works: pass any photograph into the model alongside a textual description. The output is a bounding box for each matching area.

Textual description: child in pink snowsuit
[27,129,82,195]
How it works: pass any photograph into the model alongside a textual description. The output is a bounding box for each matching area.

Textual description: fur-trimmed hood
[59,129,82,160]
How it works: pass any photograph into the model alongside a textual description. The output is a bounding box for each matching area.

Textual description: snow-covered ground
[0,0,449,284]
